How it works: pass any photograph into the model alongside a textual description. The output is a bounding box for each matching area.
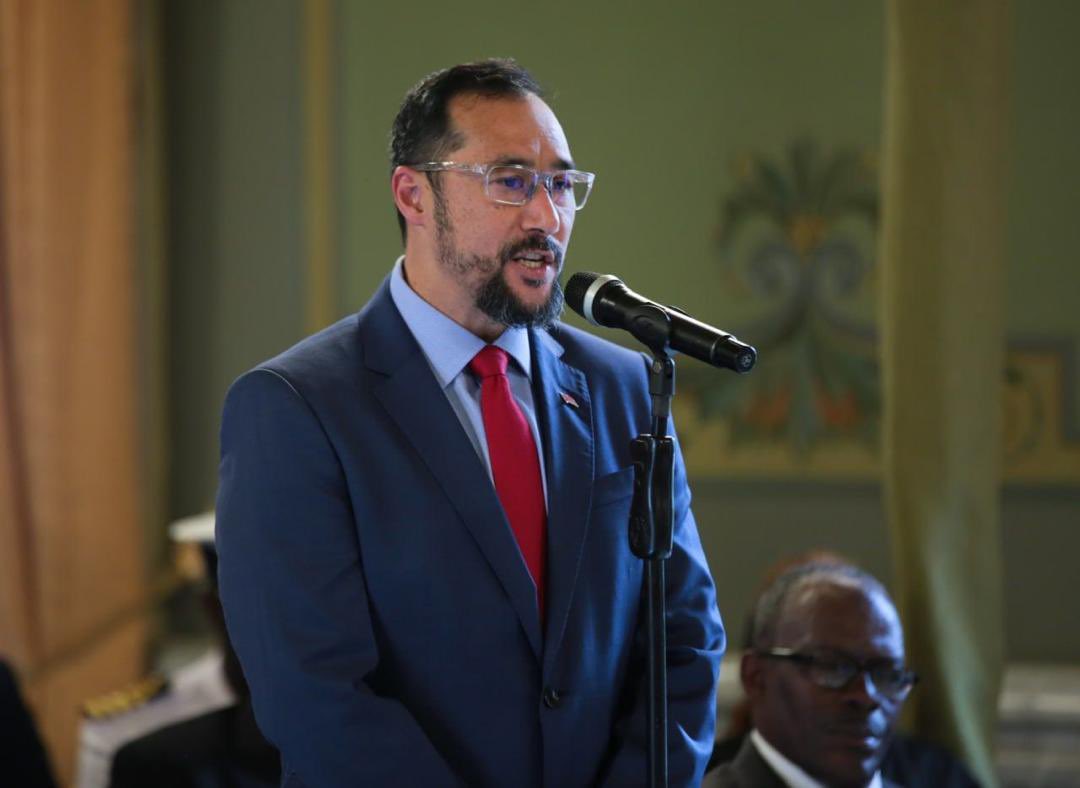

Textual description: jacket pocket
[591,465,635,509]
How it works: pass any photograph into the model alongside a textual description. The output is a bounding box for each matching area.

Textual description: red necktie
[470,346,547,618]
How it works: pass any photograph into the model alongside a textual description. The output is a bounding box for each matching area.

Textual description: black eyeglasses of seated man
[757,647,919,699]
[411,161,596,211]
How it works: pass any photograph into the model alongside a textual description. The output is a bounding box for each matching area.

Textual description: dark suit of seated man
[704,562,978,788]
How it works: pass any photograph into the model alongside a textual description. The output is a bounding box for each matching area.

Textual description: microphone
[565,272,756,373]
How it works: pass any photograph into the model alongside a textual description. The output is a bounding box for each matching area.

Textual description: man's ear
[741,650,766,701]
[391,166,427,229]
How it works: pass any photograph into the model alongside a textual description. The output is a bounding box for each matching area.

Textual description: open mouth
[503,235,562,273]
[509,250,556,269]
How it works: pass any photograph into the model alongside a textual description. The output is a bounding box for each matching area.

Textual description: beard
[434,192,565,329]
[473,254,565,329]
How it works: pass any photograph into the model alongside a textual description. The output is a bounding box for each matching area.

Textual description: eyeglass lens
[810,657,913,695]
[485,167,589,209]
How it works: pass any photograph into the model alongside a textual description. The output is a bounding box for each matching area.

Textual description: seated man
[704,562,975,788]
[108,566,279,788]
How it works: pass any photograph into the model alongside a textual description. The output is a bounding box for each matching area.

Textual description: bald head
[751,562,898,650]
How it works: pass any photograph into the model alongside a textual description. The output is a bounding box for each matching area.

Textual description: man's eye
[495,175,527,190]
[551,175,572,193]
[815,660,848,675]
[810,659,856,684]
[872,666,905,685]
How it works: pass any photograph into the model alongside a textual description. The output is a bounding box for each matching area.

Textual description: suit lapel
[361,282,543,660]
[531,329,595,672]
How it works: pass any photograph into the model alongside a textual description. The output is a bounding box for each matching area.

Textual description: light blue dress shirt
[388,256,549,505]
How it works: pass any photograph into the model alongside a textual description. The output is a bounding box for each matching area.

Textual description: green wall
[1008,1,1080,422]
[165,0,305,517]
[337,1,884,327]
[164,1,1080,661]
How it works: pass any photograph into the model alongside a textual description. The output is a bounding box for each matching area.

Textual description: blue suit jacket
[217,279,725,787]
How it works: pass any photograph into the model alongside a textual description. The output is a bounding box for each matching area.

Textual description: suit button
[542,687,562,709]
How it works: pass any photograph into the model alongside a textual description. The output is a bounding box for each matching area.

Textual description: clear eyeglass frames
[759,647,919,698]
[411,162,596,211]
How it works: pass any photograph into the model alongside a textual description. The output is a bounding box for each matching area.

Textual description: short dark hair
[750,562,892,649]
[388,59,544,242]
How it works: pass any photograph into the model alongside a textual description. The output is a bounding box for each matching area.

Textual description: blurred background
[2,1,1078,786]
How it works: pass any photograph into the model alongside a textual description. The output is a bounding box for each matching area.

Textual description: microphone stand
[629,345,676,788]
[594,294,751,787]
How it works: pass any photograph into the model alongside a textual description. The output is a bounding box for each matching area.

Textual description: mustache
[499,236,564,267]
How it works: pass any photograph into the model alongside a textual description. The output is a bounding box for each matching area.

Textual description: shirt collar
[751,729,883,788]
[389,256,532,386]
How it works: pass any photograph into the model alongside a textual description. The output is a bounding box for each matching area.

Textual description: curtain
[880,1,1012,785]
[0,1,147,782]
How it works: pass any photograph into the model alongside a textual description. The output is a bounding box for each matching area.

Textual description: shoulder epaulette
[81,673,169,720]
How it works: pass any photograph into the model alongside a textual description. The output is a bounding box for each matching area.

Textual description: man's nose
[521,183,561,235]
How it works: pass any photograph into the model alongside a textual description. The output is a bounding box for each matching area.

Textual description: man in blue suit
[217,59,724,787]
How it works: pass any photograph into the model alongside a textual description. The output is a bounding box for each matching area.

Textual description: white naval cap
[168,511,215,544]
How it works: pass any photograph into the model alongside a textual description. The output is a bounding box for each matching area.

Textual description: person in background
[74,514,279,788]
[108,519,279,788]
[704,560,979,788]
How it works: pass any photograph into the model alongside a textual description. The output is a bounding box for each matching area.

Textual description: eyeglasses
[759,647,919,698]
[411,161,596,211]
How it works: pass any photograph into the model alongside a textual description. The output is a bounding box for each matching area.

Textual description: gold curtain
[881,1,1012,785]
[0,1,147,783]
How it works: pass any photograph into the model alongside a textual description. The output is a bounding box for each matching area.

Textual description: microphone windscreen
[564,271,601,315]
